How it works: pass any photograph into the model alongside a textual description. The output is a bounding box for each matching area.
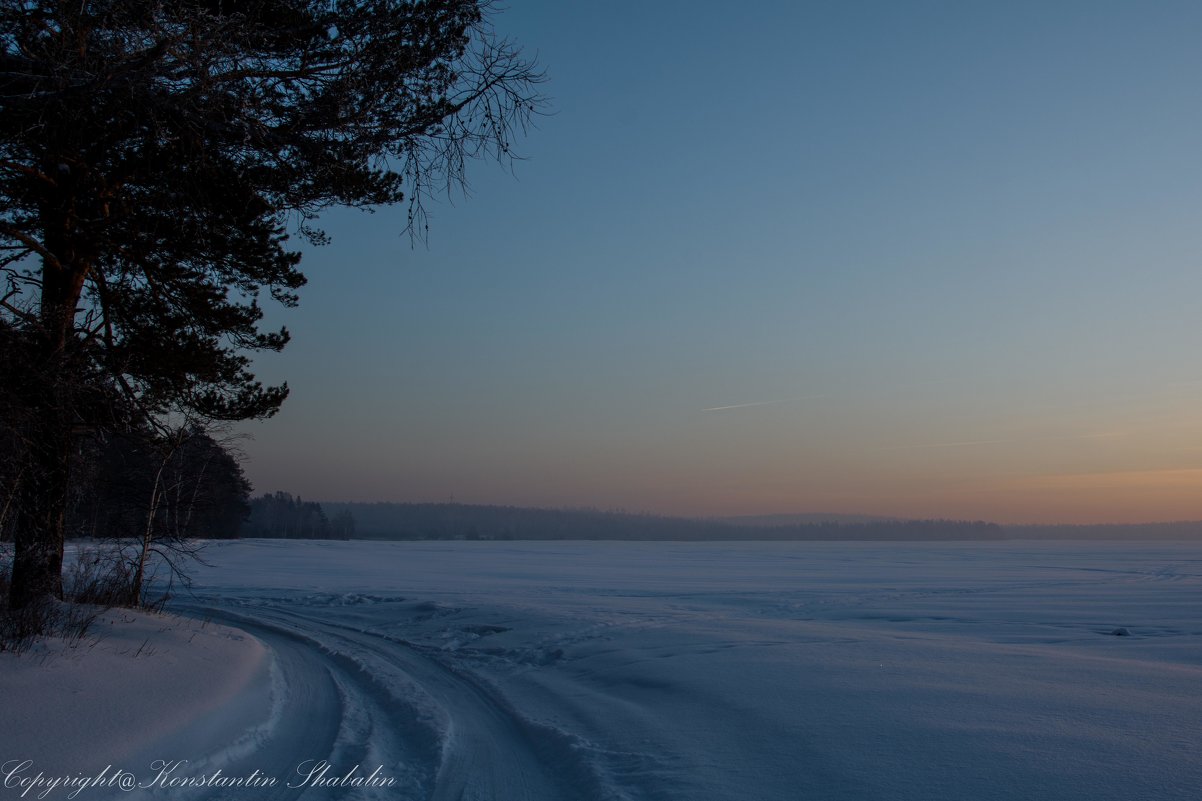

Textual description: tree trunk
[0,464,24,542]
[132,446,171,607]
[9,392,69,608]
[7,216,87,610]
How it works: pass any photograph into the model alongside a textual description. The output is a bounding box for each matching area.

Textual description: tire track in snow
[173,606,436,801]
[250,605,610,801]
[179,603,611,801]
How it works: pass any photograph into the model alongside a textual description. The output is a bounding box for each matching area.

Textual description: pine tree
[0,0,544,609]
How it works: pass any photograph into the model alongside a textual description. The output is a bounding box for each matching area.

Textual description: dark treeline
[1,318,252,546]
[70,428,250,541]
[327,503,1202,542]
[242,493,355,540]
[319,502,1005,542]
[749,519,1006,541]
[722,513,896,527]
[322,502,736,541]
[1,425,250,543]
[1004,522,1202,540]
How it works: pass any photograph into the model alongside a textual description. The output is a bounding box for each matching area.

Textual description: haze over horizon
[238,1,1202,526]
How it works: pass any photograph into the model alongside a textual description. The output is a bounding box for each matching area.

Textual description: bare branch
[0,224,63,273]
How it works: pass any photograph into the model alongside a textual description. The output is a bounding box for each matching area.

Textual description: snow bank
[0,609,271,781]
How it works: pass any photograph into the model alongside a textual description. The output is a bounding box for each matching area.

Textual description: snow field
[188,540,1202,800]
[6,539,1202,800]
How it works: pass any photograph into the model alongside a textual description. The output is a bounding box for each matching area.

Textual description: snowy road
[185,602,598,801]
[173,540,1202,801]
[169,605,428,801]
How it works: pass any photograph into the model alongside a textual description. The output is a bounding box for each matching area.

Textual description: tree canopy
[0,0,545,608]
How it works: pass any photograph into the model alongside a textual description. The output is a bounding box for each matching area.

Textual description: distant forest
[1004,522,1202,540]
[13,461,1202,544]
[6,410,1193,546]
[315,503,1202,542]
[0,426,355,542]
[243,492,355,540]
[319,502,1006,542]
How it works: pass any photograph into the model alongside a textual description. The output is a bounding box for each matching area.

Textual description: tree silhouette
[0,0,545,609]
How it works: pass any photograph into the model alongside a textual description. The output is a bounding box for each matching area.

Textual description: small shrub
[0,597,99,656]
[65,547,139,607]
[0,605,43,655]
[0,542,179,653]
[0,546,110,654]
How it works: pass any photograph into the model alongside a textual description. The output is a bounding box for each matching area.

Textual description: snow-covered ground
[5,539,1202,800]
[0,607,270,795]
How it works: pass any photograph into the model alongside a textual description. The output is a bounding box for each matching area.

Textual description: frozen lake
[177,539,1202,800]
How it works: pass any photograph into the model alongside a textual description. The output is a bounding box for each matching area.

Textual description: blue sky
[241,1,1202,523]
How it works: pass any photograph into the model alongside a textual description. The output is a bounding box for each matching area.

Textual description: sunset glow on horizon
[237,1,1202,525]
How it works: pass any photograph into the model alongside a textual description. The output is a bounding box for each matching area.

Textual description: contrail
[703,400,790,412]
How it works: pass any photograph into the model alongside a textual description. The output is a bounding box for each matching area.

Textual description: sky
[240,0,1202,525]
